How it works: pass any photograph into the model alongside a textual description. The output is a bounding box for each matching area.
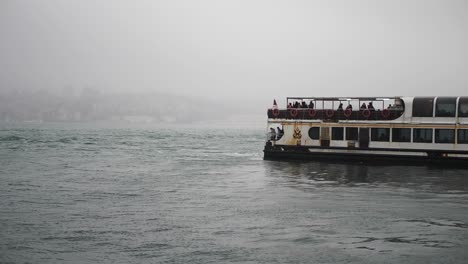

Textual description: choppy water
[1,123,468,264]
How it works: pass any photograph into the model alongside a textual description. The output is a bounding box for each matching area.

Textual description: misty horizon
[1,0,467,124]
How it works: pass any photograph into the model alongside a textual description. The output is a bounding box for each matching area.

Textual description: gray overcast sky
[1,0,467,104]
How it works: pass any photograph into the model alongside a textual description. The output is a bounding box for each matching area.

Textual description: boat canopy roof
[286,96,401,101]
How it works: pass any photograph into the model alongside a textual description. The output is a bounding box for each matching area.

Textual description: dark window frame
[435,129,455,144]
[331,127,344,141]
[435,97,457,117]
[412,97,435,117]
[308,127,320,140]
[371,128,390,142]
[458,129,468,144]
[413,128,433,143]
[459,97,468,117]
[346,127,358,140]
[392,128,411,142]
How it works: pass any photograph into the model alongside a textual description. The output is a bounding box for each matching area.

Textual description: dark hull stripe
[273,144,468,155]
[263,146,468,167]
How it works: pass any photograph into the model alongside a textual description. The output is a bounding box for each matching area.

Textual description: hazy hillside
[0,88,237,123]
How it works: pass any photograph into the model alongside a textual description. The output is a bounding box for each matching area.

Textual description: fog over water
[1,2,468,263]
[1,0,468,122]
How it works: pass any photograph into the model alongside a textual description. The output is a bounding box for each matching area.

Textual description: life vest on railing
[325,109,334,118]
[362,109,371,119]
[308,109,316,117]
[381,109,390,118]
[344,109,352,118]
[289,108,298,118]
[272,108,280,117]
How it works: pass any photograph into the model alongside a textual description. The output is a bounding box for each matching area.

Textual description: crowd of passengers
[287,101,315,109]
[286,101,397,111]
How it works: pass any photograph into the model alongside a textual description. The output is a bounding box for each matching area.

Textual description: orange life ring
[289,109,298,118]
[344,109,352,118]
[272,108,280,117]
[325,109,334,118]
[362,109,371,118]
[308,109,316,117]
[381,109,390,118]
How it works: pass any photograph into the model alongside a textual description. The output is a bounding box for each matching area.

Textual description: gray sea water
[1,123,468,264]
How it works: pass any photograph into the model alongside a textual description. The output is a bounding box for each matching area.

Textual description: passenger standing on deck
[287,103,293,108]
[276,127,284,140]
[368,102,375,111]
[301,101,308,108]
[337,103,343,111]
[270,128,276,140]
[346,103,353,110]
[360,103,367,110]
[272,99,278,110]
[308,101,314,109]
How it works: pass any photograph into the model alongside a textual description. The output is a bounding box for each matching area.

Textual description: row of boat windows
[413,97,468,117]
[308,127,468,144]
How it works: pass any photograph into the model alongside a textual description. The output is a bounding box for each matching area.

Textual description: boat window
[435,97,457,117]
[332,127,344,140]
[413,128,432,143]
[392,128,411,142]
[308,127,320,140]
[435,129,455,143]
[412,97,434,117]
[459,97,468,117]
[458,129,468,144]
[371,128,390,142]
[346,127,358,140]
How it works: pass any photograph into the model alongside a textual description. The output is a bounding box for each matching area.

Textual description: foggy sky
[1,0,467,107]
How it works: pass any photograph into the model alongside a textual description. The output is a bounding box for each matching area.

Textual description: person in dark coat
[337,103,343,111]
[276,126,284,140]
[270,128,276,140]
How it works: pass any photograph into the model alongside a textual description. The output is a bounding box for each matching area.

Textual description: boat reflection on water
[263,160,468,192]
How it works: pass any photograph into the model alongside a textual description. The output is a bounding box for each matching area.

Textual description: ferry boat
[263,96,468,166]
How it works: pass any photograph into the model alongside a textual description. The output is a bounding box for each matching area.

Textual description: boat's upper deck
[268,97,405,121]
